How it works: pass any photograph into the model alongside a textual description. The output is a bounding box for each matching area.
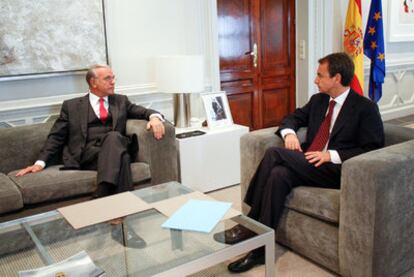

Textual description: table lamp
[156,55,204,128]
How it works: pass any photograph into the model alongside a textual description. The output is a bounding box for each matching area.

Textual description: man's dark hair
[318,52,354,86]
[85,64,110,86]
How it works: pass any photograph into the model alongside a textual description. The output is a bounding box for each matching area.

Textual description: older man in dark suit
[16,64,165,197]
[215,52,385,273]
[16,64,166,248]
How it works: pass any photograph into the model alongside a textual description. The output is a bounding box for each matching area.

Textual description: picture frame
[202,92,233,128]
[0,0,108,80]
[388,0,414,42]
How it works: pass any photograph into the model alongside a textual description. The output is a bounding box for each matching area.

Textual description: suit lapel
[330,91,356,139]
[79,95,89,139]
[109,96,118,130]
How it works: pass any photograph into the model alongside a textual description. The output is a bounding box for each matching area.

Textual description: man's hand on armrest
[146,117,165,140]
[15,164,44,177]
[284,133,303,152]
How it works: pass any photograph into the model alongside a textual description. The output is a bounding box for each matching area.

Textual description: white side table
[175,124,249,192]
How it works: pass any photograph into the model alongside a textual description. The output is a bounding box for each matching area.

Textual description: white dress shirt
[280,89,350,164]
[89,93,108,119]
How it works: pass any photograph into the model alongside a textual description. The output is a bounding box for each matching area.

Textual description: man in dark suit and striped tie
[215,52,385,273]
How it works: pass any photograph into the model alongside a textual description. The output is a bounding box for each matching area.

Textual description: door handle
[245,43,258,68]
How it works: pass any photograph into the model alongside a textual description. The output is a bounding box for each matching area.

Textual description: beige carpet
[203,185,336,277]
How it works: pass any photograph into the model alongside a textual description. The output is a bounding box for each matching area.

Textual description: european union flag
[364,0,386,103]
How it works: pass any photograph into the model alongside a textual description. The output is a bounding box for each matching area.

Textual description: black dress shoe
[228,249,265,273]
[111,224,147,249]
[213,224,256,245]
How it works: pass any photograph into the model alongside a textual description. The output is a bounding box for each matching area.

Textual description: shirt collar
[89,92,108,104]
[330,88,350,106]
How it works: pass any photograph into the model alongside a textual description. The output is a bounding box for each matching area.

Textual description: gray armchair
[240,123,414,277]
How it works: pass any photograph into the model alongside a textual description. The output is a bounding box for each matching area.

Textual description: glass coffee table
[0,182,274,276]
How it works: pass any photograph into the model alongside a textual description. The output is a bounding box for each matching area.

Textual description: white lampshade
[156,55,204,93]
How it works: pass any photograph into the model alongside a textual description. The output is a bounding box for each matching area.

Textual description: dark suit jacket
[276,90,384,162]
[38,94,158,169]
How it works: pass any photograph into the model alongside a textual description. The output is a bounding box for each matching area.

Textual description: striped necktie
[307,100,336,152]
[99,97,108,124]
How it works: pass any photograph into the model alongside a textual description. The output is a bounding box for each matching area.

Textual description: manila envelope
[58,192,151,229]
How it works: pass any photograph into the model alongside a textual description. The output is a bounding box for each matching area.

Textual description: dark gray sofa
[240,123,414,277]
[0,119,178,223]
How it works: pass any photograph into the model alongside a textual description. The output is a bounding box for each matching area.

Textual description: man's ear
[90,78,97,88]
[334,73,342,85]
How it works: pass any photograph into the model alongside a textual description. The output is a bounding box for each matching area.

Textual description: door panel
[262,87,289,127]
[261,0,289,67]
[217,0,260,129]
[218,0,295,130]
[217,0,258,73]
[227,93,254,128]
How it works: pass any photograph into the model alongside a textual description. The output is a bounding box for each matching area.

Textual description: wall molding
[0,82,215,127]
[0,83,164,127]
[368,57,414,74]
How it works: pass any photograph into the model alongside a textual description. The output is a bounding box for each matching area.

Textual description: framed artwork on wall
[202,92,233,128]
[0,0,108,80]
[388,0,414,41]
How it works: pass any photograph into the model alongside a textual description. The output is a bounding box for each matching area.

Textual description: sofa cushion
[8,162,150,204]
[285,187,340,223]
[8,165,96,204]
[0,173,24,213]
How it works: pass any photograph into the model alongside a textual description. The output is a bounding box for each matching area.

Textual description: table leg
[170,229,183,250]
[264,233,275,276]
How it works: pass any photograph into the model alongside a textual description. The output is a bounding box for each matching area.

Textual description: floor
[200,117,414,276]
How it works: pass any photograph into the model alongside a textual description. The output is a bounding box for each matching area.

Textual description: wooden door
[217,0,296,130]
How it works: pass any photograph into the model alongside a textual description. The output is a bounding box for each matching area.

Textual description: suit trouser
[244,147,341,230]
[81,131,132,196]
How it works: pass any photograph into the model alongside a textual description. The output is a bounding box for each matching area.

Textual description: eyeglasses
[102,75,115,82]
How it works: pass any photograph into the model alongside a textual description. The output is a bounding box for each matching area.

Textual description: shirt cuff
[149,113,165,122]
[35,160,46,168]
[280,128,296,140]
[328,150,342,164]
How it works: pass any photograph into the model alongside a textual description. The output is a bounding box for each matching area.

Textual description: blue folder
[161,199,232,233]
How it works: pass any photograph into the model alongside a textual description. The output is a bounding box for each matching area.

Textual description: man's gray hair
[85,64,110,86]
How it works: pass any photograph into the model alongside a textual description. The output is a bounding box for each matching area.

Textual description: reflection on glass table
[0,181,274,276]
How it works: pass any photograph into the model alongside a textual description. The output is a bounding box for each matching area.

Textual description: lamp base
[173,93,191,128]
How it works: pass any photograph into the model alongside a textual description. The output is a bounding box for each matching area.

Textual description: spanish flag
[344,0,364,95]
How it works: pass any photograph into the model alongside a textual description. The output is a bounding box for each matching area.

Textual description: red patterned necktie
[307,100,336,152]
[99,97,108,124]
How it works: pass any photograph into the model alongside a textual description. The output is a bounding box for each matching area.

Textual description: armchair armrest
[126,120,178,185]
[240,127,281,207]
[339,139,414,277]
[240,127,307,213]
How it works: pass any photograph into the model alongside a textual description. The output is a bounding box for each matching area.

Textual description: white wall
[0,0,219,126]
[2,0,414,127]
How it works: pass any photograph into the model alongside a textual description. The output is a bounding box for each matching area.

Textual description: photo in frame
[202,92,233,128]
[388,0,414,41]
